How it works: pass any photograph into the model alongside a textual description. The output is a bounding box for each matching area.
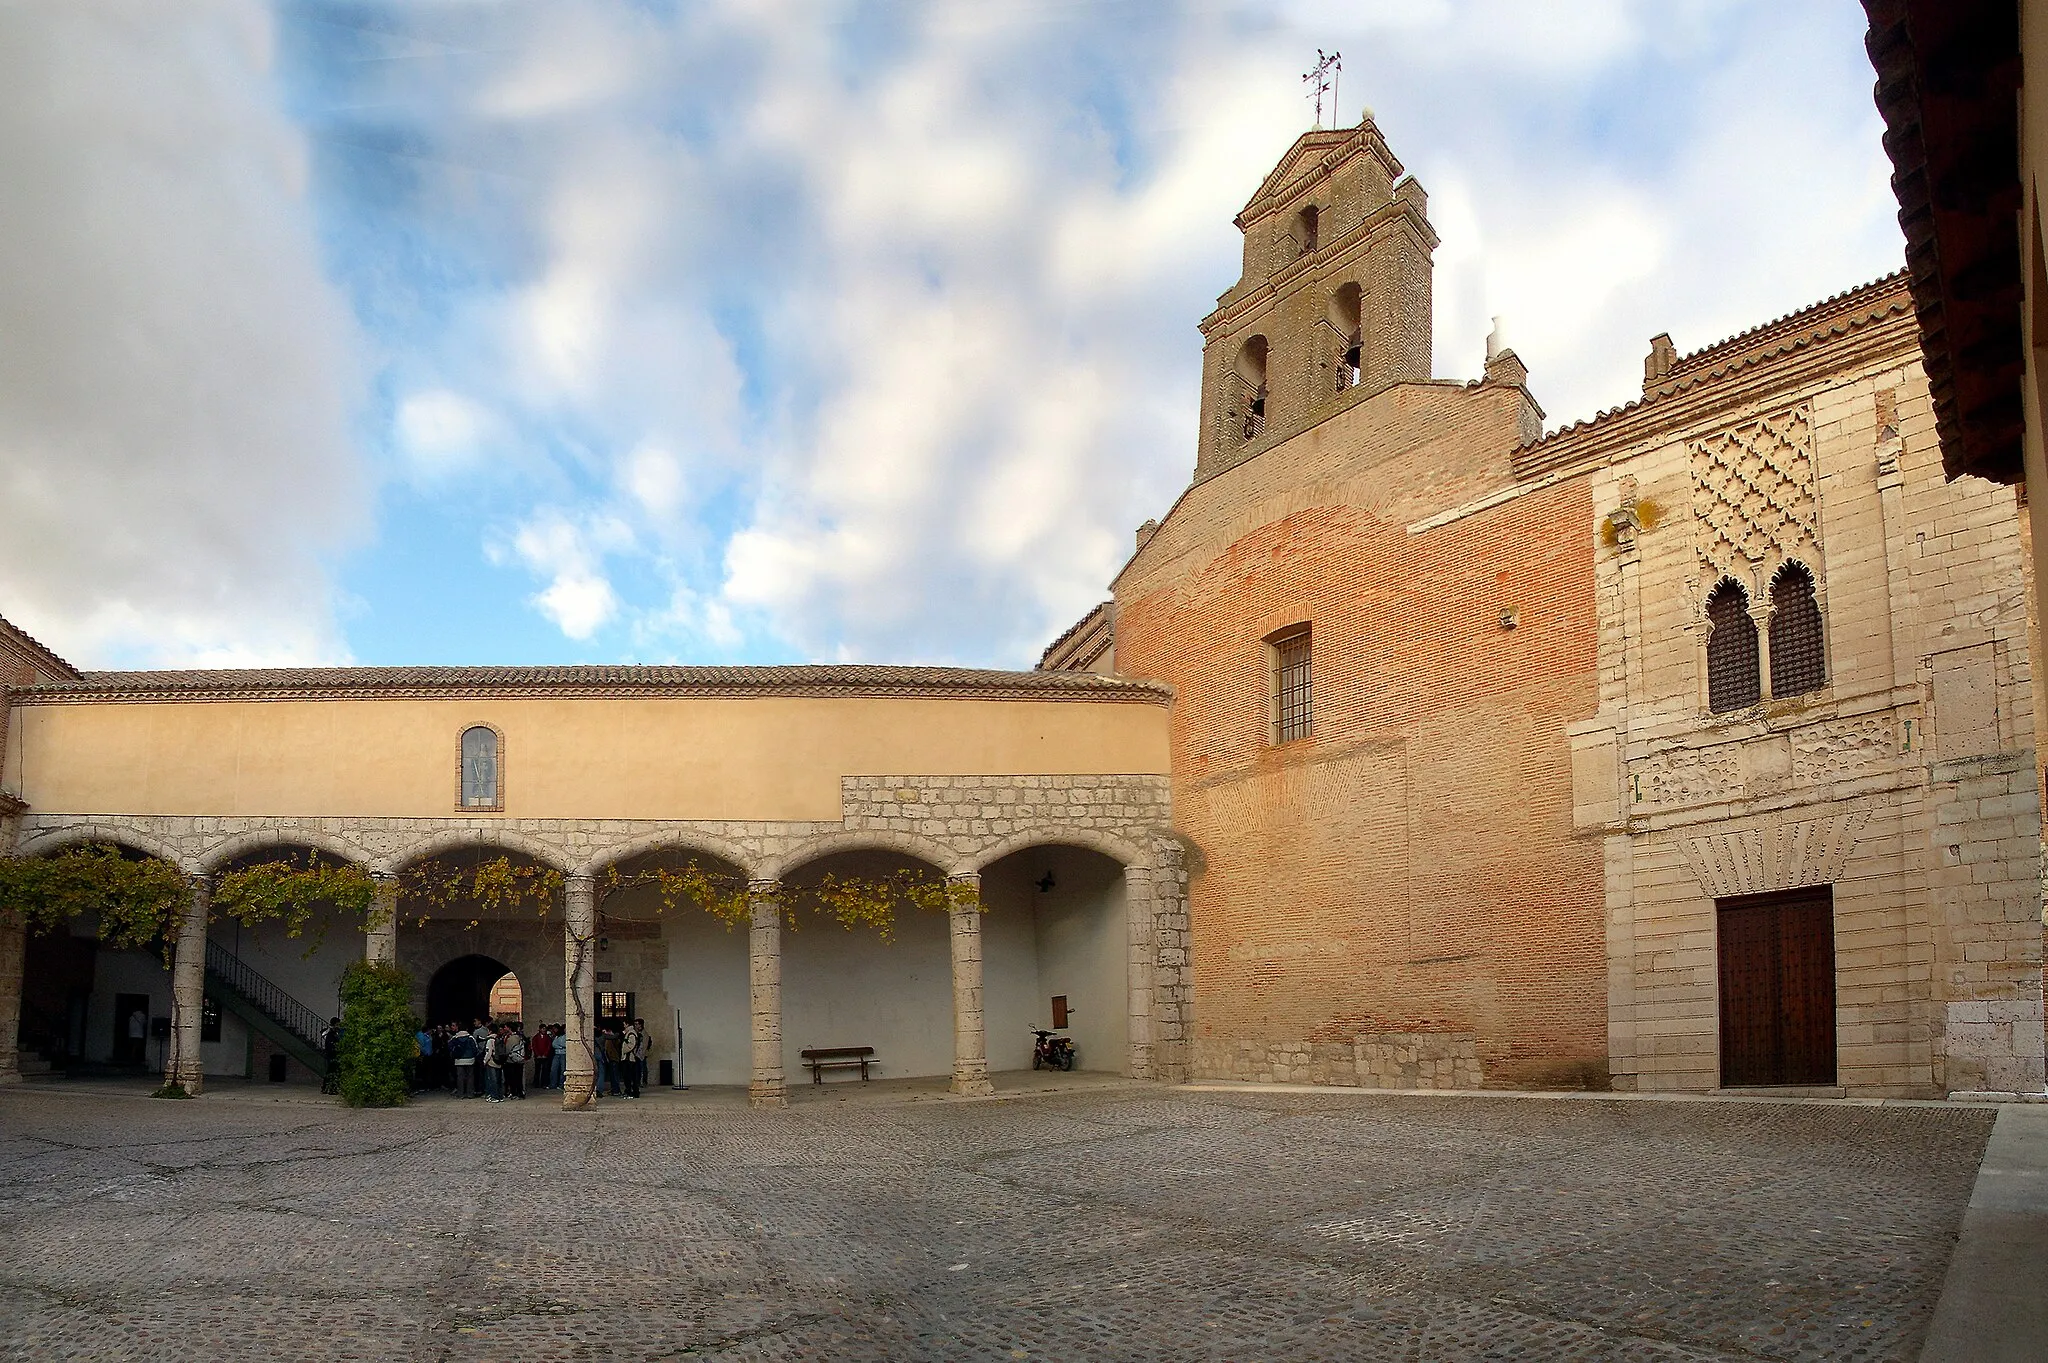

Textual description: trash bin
[268,1054,288,1083]
[659,1059,674,1087]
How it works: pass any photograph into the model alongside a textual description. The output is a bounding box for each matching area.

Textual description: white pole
[672,1007,688,1089]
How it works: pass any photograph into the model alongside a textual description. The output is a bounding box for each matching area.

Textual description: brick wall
[1116,387,1608,1087]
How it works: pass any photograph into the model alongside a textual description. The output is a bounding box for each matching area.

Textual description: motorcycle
[1031,1028,1076,1071]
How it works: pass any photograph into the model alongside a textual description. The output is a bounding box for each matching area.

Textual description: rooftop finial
[1302,49,1341,129]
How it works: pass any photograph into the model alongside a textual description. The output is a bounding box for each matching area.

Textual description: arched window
[1294,204,1319,255]
[1705,580,1761,713]
[460,725,501,810]
[1327,282,1362,391]
[1234,334,1269,440]
[1768,562,1826,698]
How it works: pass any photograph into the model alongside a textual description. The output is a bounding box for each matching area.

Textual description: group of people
[411,1017,653,1101]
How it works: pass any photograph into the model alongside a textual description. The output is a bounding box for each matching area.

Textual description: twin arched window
[1705,564,1825,714]
[461,725,501,810]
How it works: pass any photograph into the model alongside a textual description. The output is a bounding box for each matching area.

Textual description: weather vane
[1303,49,1341,129]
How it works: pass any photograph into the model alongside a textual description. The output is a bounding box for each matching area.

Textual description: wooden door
[1717,887,1836,1087]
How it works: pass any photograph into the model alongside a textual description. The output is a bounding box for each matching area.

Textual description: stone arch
[197,828,377,875]
[575,828,758,881]
[765,828,965,883]
[13,823,194,873]
[375,826,574,876]
[965,824,1155,876]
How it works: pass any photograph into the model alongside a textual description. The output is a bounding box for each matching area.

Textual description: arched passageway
[978,844,1131,1074]
[429,954,514,1029]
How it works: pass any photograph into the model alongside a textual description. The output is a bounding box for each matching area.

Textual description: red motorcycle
[1031,1029,1075,1071]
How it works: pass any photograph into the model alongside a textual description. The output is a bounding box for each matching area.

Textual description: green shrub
[337,961,416,1108]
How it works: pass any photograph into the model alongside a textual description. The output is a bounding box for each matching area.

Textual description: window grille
[1705,581,1760,713]
[1768,563,1825,698]
[1272,626,1312,742]
[460,725,500,809]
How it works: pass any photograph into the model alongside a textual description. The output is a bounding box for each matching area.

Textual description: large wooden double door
[1717,886,1837,1087]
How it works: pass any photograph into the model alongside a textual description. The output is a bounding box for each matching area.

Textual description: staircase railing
[205,940,325,1047]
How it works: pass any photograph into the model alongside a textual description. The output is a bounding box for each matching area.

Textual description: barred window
[1270,625,1312,743]
[1768,562,1826,698]
[1705,580,1761,713]
[460,725,501,809]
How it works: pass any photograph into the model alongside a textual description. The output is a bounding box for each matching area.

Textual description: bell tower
[1193,111,1438,482]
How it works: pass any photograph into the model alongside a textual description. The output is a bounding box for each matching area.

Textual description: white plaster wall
[781,899,954,1081]
[85,946,250,1077]
[659,911,750,1086]
[982,892,1041,1071]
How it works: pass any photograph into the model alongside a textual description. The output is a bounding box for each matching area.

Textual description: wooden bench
[800,1046,875,1083]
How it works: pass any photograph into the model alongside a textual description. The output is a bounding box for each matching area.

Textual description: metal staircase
[204,941,327,1076]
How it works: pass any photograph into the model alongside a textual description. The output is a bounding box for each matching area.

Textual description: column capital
[748,878,781,896]
[565,872,597,895]
[371,870,398,884]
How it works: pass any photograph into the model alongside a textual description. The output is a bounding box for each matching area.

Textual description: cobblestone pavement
[0,1083,1994,1361]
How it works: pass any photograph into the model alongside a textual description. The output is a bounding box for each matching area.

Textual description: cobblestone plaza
[0,1083,1996,1361]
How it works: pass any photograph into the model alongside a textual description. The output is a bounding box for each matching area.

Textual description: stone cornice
[1236,120,1404,227]
[1512,282,1919,480]
[16,664,1173,707]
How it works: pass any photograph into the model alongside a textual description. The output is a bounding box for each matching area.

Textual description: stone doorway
[428,954,515,1030]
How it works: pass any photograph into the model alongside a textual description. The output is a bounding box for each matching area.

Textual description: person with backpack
[632,1017,651,1093]
[450,1023,477,1096]
[599,1025,623,1097]
[481,1027,504,1102]
[504,1025,527,1100]
[449,1024,477,1098]
[619,1020,643,1098]
[529,1023,553,1090]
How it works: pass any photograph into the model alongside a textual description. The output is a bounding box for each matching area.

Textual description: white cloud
[0,1,368,667]
[396,390,499,476]
[507,511,630,640]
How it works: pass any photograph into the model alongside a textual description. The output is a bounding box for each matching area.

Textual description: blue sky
[0,1,1904,671]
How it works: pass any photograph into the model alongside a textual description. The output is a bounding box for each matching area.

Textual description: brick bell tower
[1193,110,1438,483]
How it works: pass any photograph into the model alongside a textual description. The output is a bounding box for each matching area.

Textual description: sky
[0,0,1907,672]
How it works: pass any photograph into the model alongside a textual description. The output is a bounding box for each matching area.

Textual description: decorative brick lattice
[1691,405,1819,590]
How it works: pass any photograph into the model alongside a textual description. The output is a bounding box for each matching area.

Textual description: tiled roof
[19,663,1172,705]
[1037,602,1114,671]
[0,613,82,682]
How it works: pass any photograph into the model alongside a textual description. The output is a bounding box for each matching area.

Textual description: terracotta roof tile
[20,663,1171,705]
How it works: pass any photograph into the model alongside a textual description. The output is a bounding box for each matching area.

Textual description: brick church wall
[1115,382,1608,1089]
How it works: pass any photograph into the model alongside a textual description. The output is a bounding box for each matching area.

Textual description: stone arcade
[0,661,1185,1106]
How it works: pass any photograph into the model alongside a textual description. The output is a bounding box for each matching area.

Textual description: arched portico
[376,826,576,877]
[765,828,967,883]
[198,830,375,876]
[14,824,194,874]
[576,829,759,882]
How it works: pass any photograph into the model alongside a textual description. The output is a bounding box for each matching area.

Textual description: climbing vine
[0,844,187,949]
[399,856,563,928]
[212,859,378,945]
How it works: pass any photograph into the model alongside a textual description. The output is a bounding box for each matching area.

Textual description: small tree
[336,960,416,1108]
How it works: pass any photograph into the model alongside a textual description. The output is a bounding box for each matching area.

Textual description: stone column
[748,881,786,1108]
[948,873,993,1096]
[0,915,23,1086]
[166,878,209,1094]
[364,873,398,965]
[1151,842,1192,1085]
[1123,862,1155,1080]
[562,873,597,1109]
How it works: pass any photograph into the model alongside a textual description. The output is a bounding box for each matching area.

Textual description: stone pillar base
[561,1076,596,1110]
[749,1079,787,1108]
[949,1074,994,1097]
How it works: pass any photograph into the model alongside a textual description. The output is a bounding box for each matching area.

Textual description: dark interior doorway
[428,954,514,1029]
[1718,886,1837,1087]
[113,993,149,1067]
